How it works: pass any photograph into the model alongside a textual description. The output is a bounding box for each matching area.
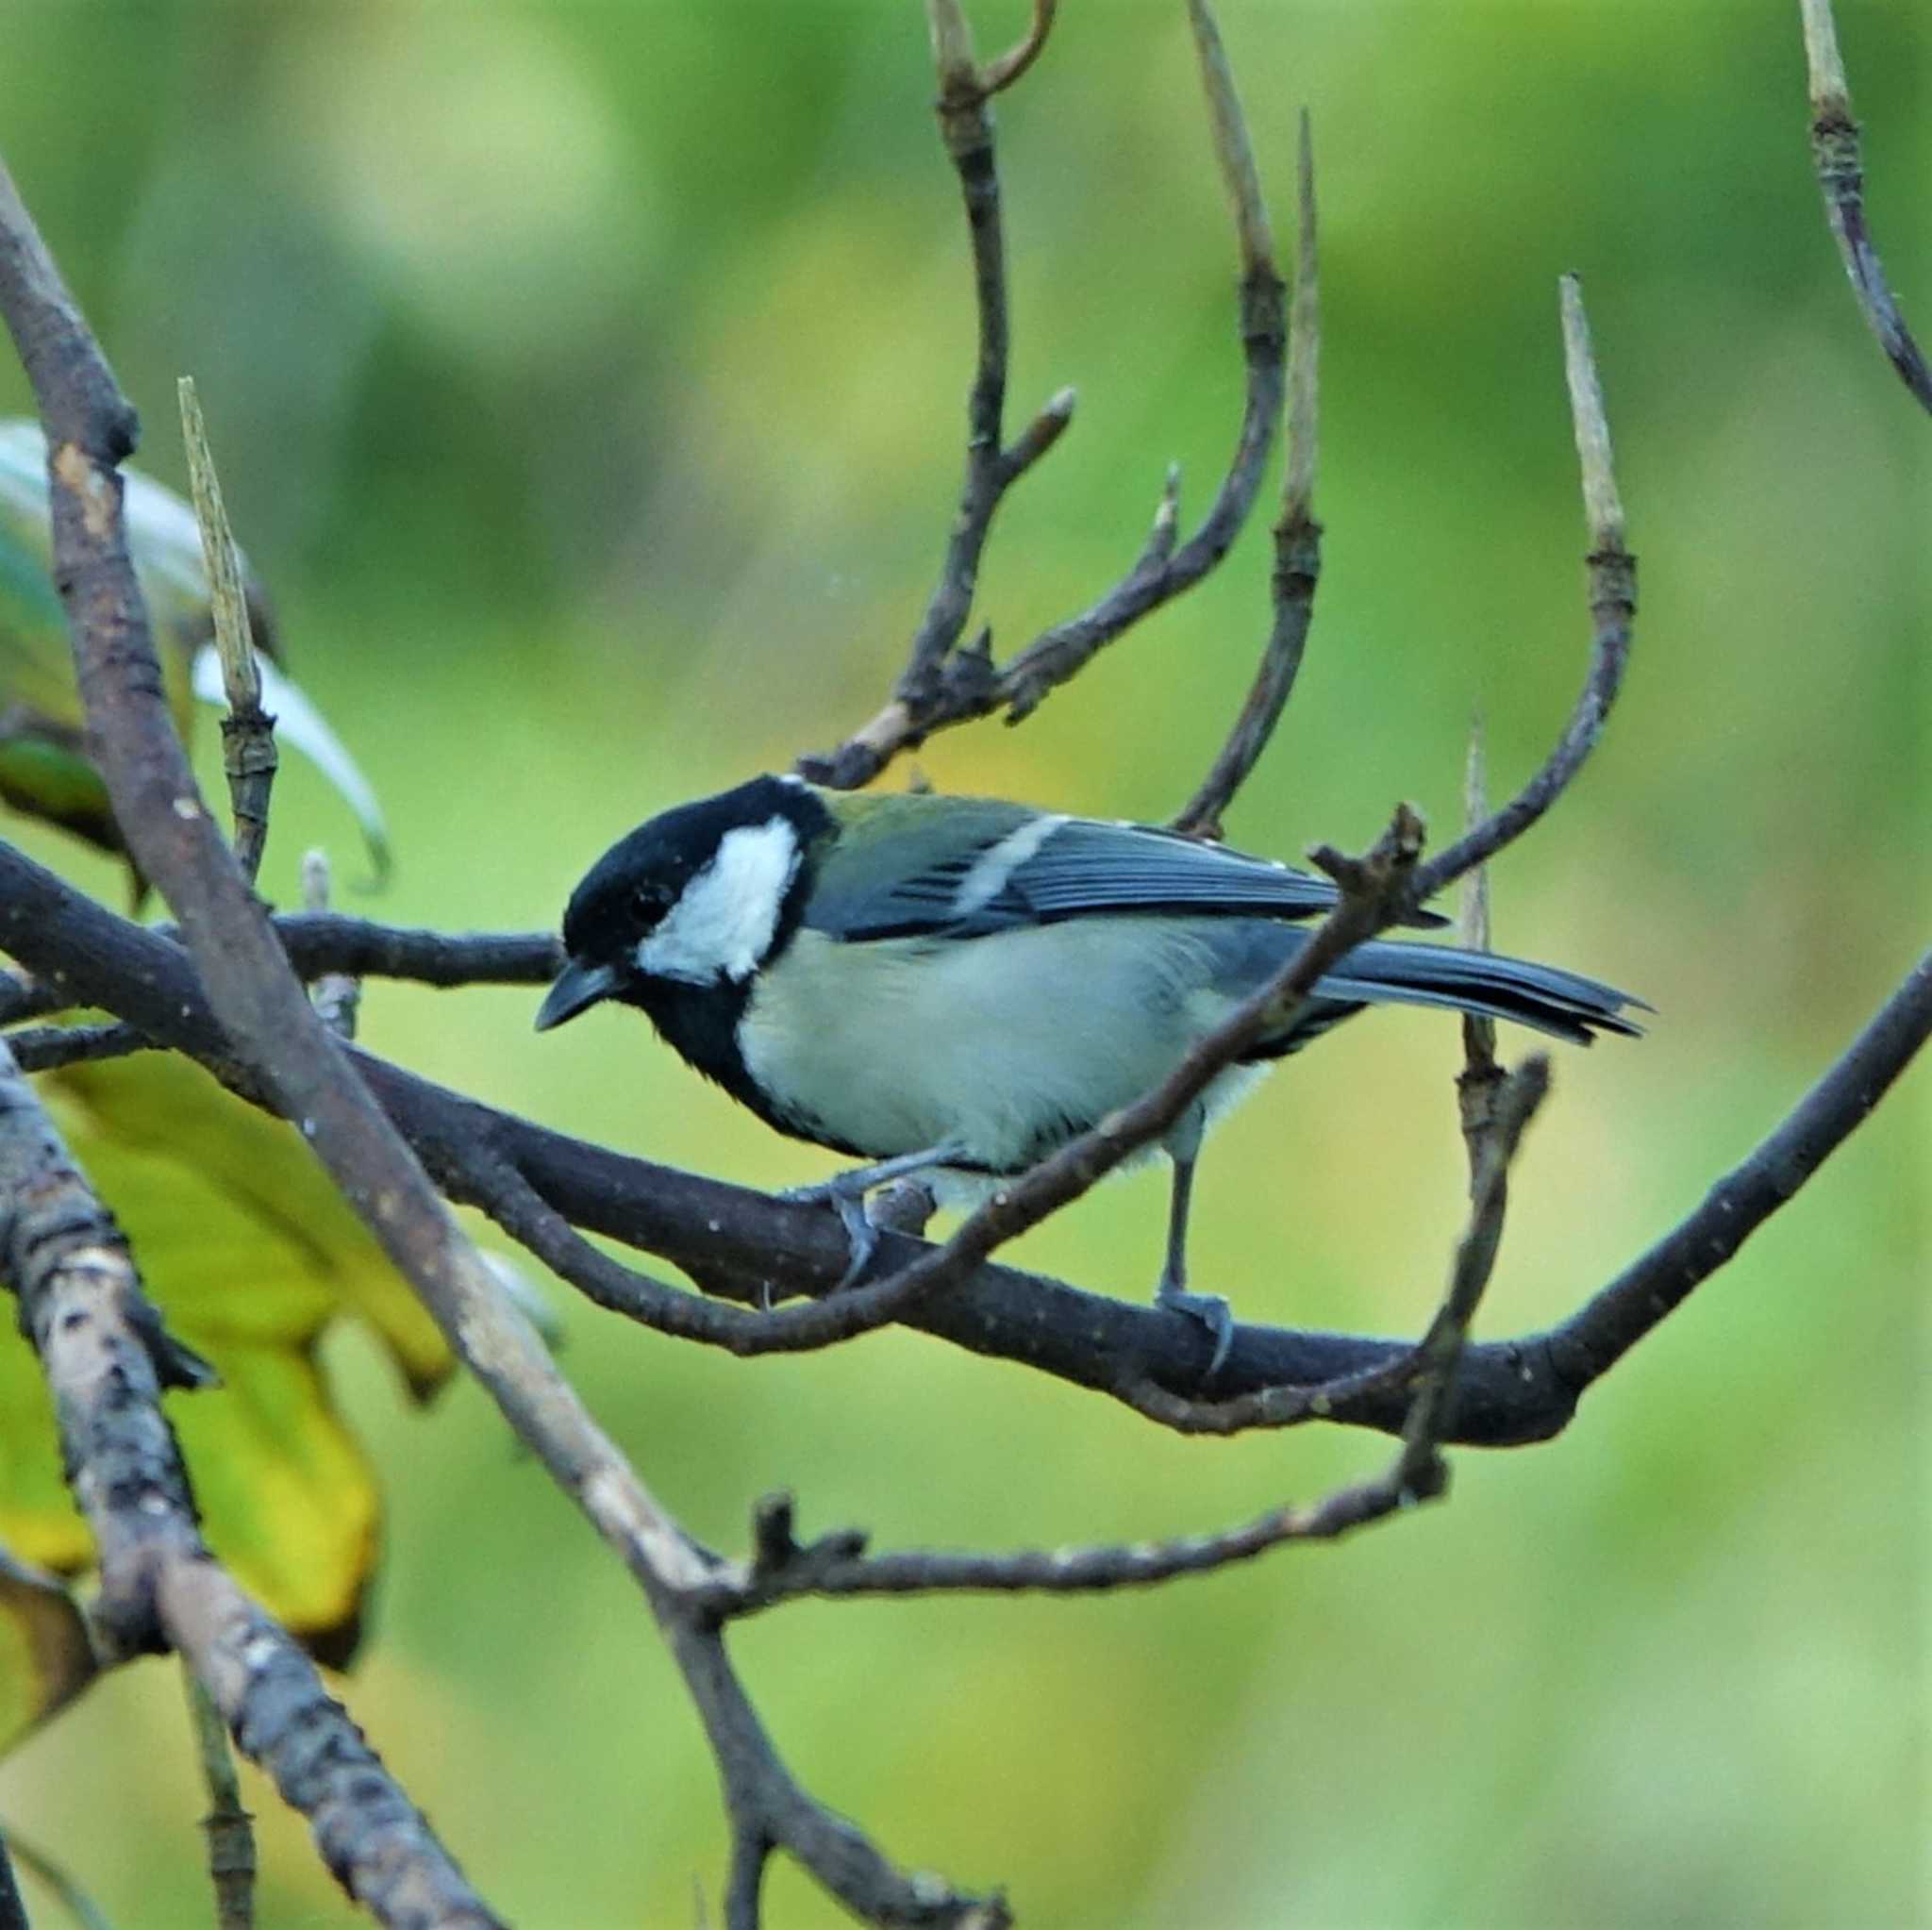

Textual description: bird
[535,774,1643,1371]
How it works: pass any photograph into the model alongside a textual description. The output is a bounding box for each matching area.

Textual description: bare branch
[301,850,361,1040]
[0,149,1006,1930]
[178,377,276,883]
[978,0,1057,97]
[1391,1056,1549,1484]
[1545,944,1932,1386]
[5,1019,153,1071]
[991,0,1284,726]
[1800,0,1932,412]
[5,840,1927,1454]
[0,1040,500,1928]
[1174,107,1321,838]
[724,1062,1549,1613]
[1454,714,1503,1177]
[182,1662,258,1930]
[802,0,1285,785]
[1407,275,1635,906]
[800,0,1069,789]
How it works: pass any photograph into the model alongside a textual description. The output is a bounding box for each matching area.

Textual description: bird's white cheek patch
[636,817,799,985]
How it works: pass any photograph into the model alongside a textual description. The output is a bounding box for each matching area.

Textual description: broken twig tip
[1557,275,1626,552]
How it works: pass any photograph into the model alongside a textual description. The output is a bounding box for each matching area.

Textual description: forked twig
[719,1059,1548,1614]
[801,0,1070,788]
[802,0,1286,787]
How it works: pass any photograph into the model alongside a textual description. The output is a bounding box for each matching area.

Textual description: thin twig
[183,1662,257,1930]
[178,377,277,883]
[1174,106,1321,838]
[1799,0,1932,413]
[301,851,361,1040]
[799,0,1069,788]
[1407,275,1634,906]
[801,0,1284,784]
[723,1061,1550,1614]
[1454,713,1503,1182]
[978,0,1056,96]
[991,0,1284,725]
[1391,1057,1549,1484]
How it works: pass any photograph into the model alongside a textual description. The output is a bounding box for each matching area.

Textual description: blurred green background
[2,2,1927,1925]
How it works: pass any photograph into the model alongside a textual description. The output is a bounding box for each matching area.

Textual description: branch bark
[0,153,1001,1930]
[0,1039,500,1929]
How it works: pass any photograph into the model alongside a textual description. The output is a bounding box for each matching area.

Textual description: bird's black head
[535,774,829,1032]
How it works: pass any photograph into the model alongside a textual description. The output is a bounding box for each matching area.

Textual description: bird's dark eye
[632,884,670,922]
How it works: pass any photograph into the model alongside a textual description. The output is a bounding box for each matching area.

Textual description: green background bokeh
[1,3,1926,1924]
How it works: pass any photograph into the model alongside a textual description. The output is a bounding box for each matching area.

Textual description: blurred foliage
[0,2,1925,1927]
[0,1048,453,1663]
[0,419,391,880]
[0,1552,94,1758]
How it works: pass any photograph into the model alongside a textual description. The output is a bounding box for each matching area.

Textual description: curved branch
[1174,107,1322,839]
[1800,0,1932,413]
[802,0,1285,787]
[1407,276,1634,906]
[0,158,996,1930]
[7,840,1924,1457]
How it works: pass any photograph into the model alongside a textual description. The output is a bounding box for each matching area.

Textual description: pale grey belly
[736,920,1280,1172]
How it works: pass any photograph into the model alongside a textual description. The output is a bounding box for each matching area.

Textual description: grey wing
[808,806,1446,941]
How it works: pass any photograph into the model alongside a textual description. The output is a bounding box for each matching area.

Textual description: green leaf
[0,1549,98,1756]
[0,419,389,881]
[0,1051,456,1673]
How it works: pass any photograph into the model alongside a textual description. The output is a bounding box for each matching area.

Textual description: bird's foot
[1156,1279,1236,1382]
[781,1174,880,1291]
[783,1142,967,1294]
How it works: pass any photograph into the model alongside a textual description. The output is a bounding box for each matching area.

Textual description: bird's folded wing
[806,806,1446,941]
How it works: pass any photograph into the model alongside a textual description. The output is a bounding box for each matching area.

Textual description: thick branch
[0,1040,499,1929]
[21,843,1924,1457]
[0,153,1001,1930]
[722,1060,1549,1614]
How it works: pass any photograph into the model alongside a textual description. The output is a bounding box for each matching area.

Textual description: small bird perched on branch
[537,774,1643,1369]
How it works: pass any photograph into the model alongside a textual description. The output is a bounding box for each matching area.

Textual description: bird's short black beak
[535,957,621,1032]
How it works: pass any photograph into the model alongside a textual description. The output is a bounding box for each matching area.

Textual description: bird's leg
[783,1140,969,1291]
[1154,1120,1234,1379]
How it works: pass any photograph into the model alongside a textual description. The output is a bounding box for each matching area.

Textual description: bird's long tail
[1278,939,1647,1051]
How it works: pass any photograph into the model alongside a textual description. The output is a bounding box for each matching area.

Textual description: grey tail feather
[1276,939,1648,1051]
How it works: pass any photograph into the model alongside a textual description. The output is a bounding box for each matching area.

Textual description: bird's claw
[781,1177,879,1291]
[1156,1283,1235,1382]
